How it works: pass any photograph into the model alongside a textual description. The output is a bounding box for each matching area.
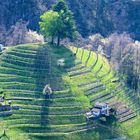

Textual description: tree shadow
[33,44,76,129]
[34,45,50,127]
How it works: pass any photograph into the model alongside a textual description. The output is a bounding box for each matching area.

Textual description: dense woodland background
[0,0,140,45]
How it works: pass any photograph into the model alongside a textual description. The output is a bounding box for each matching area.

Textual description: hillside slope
[0,43,140,140]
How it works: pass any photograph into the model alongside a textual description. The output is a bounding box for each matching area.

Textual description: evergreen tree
[53,0,77,45]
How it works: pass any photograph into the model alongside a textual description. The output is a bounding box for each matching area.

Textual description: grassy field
[0,43,139,140]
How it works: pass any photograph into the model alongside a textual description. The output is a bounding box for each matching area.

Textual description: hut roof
[94,102,107,109]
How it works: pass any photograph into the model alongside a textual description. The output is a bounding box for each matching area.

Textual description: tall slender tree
[53,0,77,45]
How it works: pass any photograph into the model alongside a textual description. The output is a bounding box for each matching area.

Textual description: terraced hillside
[68,46,140,140]
[0,43,140,140]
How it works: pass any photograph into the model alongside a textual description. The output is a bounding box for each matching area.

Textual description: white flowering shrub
[24,30,44,43]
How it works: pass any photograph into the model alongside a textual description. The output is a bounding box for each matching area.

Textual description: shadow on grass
[33,44,75,129]
[34,45,50,127]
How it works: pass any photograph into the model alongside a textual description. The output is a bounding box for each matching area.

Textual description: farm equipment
[86,102,116,120]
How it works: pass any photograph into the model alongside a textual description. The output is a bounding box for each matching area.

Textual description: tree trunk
[57,36,60,46]
[51,36,54,45]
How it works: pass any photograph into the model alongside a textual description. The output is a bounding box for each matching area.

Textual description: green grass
[69,46,140,139]
[0,43,138,140]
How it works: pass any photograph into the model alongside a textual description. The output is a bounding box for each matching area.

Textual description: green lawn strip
[1,61,49,72]
[2,53,36,63]
[68,67,90,75]
[0,73,38,81]
[87,89,110,101]
[0,73,18,77]
[90,55,103,73]
[12,109,84,116]
[2,51,49,63]
[101,71,115,83]
[6,51,37,59]
[13,104,84,112]
[4,91,41,99]
[12,47,38,54]
[99,56,110,73]
[3,89,75,99]
[76,48,83,61]
[85,86,106,97]
[0,81,39,87]
[70,72,97,85]
[67,63,85,72]
[0,57,48,68]
[0,73,44,83]
[0,78,44,87]
[0,76,36,84]
[10,95,76,102]
[0,63,49,76]
[12,105,84,114]
[77,48,89,64]
[13,43,42,51]
[0,67,48,78]
[96,64,109,77]
[8,123,90,131]
[4,90,75,99]
[67,64,86,72]
[0,83,42,91]
[79,82,103,91]
[3,114,86,125]
[86,51,97,68]
[11,98,81,107]
[4,43,41,55]
[121,116,140,139]
[5,48,47,60]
